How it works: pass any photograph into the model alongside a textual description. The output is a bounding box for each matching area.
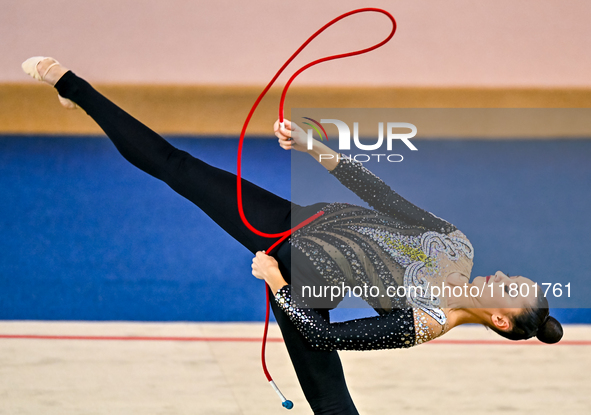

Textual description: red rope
[233,8,397,383]
[260,210,326,381]
[236,7,397,239]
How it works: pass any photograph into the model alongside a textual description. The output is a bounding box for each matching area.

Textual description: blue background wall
[0,136,589,323]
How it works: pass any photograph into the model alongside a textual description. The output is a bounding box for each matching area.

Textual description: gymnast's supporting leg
[50,67,359,414]
[269,287,359,415]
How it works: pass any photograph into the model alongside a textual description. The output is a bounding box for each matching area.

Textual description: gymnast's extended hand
[251,251,288,295]
[274,119,309,152]
[274,118,340,171]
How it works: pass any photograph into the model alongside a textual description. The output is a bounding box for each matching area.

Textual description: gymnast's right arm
[274,118,455,233]
[274,119,340,171]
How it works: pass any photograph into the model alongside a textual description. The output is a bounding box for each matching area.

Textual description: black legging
[55,71,359,415]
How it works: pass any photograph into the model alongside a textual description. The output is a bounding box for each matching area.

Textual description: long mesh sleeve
[329,156,456,234]
[274,285,416,351]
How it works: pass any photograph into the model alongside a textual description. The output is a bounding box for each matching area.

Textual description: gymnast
[23,57,563,415]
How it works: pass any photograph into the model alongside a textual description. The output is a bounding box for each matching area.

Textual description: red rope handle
[260,210,326,381]
[236,8,398,384]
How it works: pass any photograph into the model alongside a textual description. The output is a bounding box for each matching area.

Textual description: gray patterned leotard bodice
[274,156,474,351]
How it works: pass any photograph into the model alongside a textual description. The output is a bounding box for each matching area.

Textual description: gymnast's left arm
[273,285,416,351]
[252,252,416,351]
[251,251,288,294]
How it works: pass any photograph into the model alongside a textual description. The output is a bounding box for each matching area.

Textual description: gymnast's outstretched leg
[26,58,359,414]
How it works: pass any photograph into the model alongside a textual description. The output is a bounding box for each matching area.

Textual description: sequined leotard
[274,156,474,351]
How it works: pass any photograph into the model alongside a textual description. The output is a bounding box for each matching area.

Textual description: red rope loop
[237,8,397,241]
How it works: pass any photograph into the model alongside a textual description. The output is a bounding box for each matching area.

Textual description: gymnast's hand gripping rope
[236,8,397,409]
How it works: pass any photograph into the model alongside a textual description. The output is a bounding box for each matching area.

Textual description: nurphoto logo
[303,118,418,163]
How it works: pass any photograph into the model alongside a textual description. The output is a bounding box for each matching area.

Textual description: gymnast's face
[472,271,538,311]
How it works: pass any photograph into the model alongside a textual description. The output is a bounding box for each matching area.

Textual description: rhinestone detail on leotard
[275,285,416,351]
[279,156,474,350]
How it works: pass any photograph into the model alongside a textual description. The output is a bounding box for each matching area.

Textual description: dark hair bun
[536,316,563,344]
